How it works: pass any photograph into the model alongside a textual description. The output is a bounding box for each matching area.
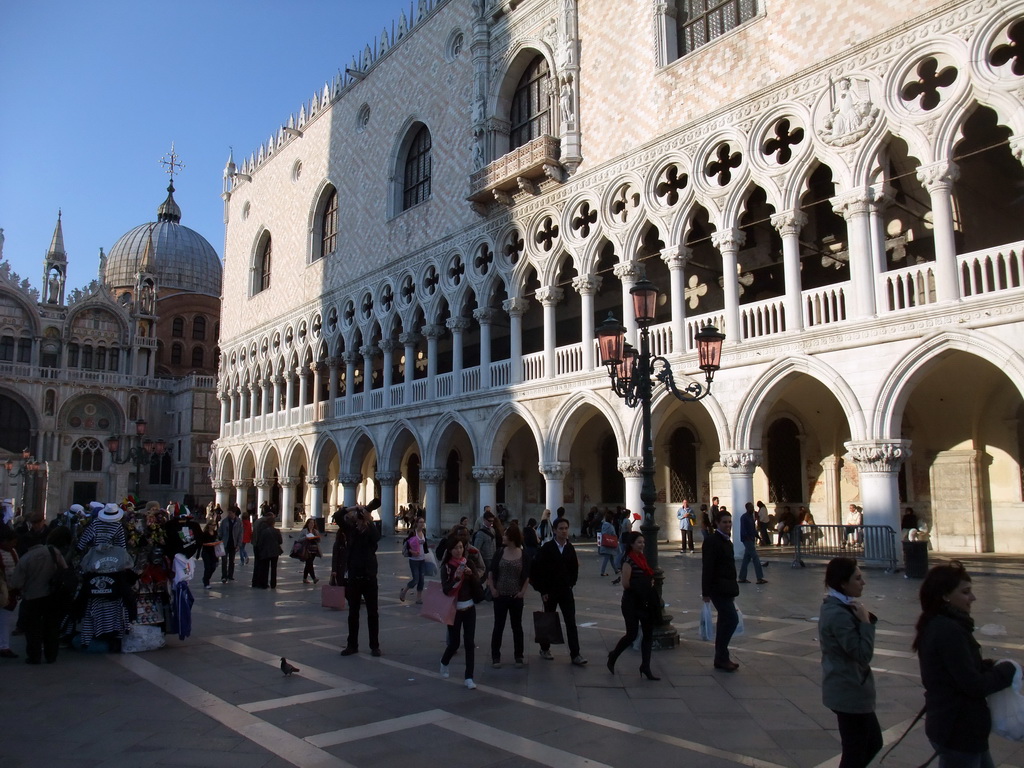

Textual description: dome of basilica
[104,182,222,297]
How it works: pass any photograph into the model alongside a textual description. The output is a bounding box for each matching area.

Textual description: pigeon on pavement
[281,657,300,676]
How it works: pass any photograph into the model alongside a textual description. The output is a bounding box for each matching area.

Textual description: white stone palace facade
[214,0,1024,552]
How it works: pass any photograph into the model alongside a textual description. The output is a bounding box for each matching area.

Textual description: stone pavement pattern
[2,539,1023,768]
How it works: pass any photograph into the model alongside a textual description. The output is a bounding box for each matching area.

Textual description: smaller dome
[104,183,221,297]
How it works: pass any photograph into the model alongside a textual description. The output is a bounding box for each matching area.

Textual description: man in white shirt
[677,500,695,552]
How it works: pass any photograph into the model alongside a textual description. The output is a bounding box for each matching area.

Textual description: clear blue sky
[0,0,416,293]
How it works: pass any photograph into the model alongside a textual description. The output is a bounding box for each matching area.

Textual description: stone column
[420,468,445,537]
[917,161,961,303]
[284,370,295,412]
[338,473,362,509]
[342,352,358,413]
[819,455,842,525]
[618,457,644,525]
[238,387,248,428]
[422,324,445,399]
[536,286,563,380]
[929,449,987,552]
[399,332,420,405]
[722,450,761,559]
[473,465,504,517]
[297,368,308,415]
[711,229,745,342]
[280,476,297,528]
[218,392,230,430]
[572,275,601,370]
[262,378,271,418]
[540,461,570,515]
[613,262,642,344]
[503,298,527,384]
[661,246,690,352]
[229,388,240,424]
[308,476,324,519]
[473,308,496,388]
[845,440,911,560]
[379,340,397,402]
[254,478,271,513]
[360,344,378,395]
[310,362,322,419]
[376,471,400,535]
[771,210,807,332]
[832,189,876,318]
[233,479,249,516]
[272,375,283,417]
[249,383,259,420]
[213,480,231,511]
[327,356,339,404]
[446,317,471,395]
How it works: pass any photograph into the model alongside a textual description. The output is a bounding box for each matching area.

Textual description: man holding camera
[333,502,382,657]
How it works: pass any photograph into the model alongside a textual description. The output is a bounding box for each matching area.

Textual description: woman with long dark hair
[607,531,659,680]
[439,537,482,690]
[914,561,1014,768]
[818,557,880,768]
[487,522,529,669]
[300,518,321,584]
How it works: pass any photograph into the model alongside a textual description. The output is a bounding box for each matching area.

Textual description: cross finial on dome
[160,142,185,180]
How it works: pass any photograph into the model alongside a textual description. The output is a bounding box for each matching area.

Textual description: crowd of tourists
[2,495,1016,767]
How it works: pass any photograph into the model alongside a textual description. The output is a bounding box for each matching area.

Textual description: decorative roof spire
[157,181,182,223]
[47,209,66,258]
[139,225,156,274]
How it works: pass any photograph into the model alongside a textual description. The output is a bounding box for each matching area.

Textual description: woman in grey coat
[818,557,881,768]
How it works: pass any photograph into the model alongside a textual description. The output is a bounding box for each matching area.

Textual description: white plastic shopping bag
[699,602,713,641]
[989,659,1024,742]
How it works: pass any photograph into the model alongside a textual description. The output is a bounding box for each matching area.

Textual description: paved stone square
[2,537,1022,768]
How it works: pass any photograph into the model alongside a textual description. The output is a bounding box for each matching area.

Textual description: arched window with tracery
[191,346,204,369]
[172,317,184,337]
[510,55,551,150]
[171,343,183,366]
[192,316,206,340]
[254,234,272,294]
[319,188,339,259]
[403,125,432,210]
[70,437,104,472]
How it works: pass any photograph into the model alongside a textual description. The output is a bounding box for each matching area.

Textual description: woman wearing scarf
[439,538,482,690]
[914,561,1014,768]
[818,557,880,768]
[606,531,660,680]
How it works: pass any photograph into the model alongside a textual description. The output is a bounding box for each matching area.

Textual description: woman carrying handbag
[439,538,482,690]
[607,532,660,681]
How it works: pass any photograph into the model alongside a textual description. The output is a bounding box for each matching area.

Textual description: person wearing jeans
[400,517,428,603]
[737,502,767,585]
[487,523,530,668]
[439,539,480,689]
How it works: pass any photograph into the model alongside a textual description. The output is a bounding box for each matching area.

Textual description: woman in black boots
[607,531,660,680]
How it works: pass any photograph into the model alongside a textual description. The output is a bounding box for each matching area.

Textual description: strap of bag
[879,705,935,767]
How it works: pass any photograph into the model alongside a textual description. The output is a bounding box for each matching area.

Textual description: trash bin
[903,541,929,578]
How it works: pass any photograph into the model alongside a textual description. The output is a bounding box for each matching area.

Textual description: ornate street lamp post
[596,278,725,648]
[4,448,46,513]
[107,419,167,500]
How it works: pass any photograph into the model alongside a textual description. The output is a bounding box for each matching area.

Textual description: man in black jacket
[337,505,382,657]
[529,517,587,666]
[702,510,740,672]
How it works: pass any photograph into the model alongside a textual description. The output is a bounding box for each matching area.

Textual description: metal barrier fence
[791,524,899,572]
